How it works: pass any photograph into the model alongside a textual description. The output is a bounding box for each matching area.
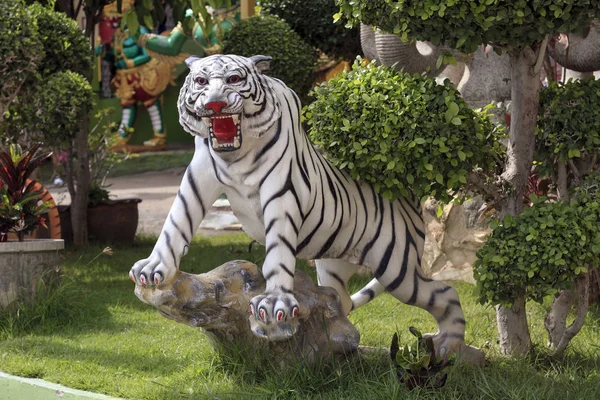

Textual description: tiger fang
[207,113,242,152]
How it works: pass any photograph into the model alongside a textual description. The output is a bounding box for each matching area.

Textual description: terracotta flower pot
[58,198,142,245]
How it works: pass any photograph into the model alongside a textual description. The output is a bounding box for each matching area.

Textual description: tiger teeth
[202,117,211,125]
[212,138,219,148]
[232,115,240,124]
[233,137,240,147]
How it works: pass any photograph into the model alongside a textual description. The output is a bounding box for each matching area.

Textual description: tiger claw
[248,291,300,341]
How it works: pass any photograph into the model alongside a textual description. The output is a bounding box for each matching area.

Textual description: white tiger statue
[130,54,466,357]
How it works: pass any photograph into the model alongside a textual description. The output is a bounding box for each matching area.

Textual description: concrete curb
[0,371,122,400]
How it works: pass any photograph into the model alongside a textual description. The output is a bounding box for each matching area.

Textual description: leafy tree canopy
[336,0,600,52]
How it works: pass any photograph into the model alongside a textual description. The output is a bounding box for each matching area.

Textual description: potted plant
[58,113,142,245]
[0,144,64,311]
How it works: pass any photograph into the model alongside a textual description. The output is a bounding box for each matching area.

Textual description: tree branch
[554,272,590,354]
[568,159,582,182]
[557,160,569,201]
[466,170,503,204]
[74,0,83,20]
[534,36,550,75]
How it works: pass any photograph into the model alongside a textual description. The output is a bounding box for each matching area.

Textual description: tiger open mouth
[203,114,242,152]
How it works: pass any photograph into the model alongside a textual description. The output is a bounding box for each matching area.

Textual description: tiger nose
[205,101,228,113]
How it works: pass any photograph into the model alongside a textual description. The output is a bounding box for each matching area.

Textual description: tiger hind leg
[315,259,362,315]
[384,271,466,358]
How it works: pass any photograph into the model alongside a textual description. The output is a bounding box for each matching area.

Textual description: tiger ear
[250,55,272,73]
[185,56,202,68]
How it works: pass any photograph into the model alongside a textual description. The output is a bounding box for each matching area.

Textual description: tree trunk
[544,288,574,348]
[496,298,531,356]
[546,273,590,354]
[496,48,544,356]
[71,113,90,246]
[556,160,569,201]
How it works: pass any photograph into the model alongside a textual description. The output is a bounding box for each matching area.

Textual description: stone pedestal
[0,239,64,311]
[135,260,360,365]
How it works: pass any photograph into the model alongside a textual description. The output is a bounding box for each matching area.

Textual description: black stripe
[266,242,278,256]
[279,262,295,278]
[359,193,385,265]
[164,231,177,265]
[361,288,375,300]
[436,304,453,324]
[262,160,304,217]
[454,318,466,325]
[328,271,346,289]
[407,268,420,306]
[354,181,369,245]
[177,190,194,240]
[427,286,453,308]
[186,169,206,216]
[277,234,297,256]
[314,178,345,259]
[259,130,290,188]
[296,165,327,254]
[339,195,359,257]
[169,214,190,245]
[254,117,282,163]
[375,201,396,283]
[265,218,278,236]
[264,270,278,281]
[285,212,299,235]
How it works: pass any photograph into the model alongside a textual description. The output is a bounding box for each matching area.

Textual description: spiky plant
[0,143,53,241]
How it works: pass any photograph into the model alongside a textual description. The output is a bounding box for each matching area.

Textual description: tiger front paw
[129,253,176,287]
[248,291,300,341]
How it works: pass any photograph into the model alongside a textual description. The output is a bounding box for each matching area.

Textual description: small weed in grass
[0,274,84,340]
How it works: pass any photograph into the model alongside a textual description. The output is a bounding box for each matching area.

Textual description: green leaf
[448,102,459,117]
[126,11,140,35]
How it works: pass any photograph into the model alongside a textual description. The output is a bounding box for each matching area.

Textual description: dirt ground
[49,167,241,238]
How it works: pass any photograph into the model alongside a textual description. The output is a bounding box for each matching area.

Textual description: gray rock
[135,260,360,366]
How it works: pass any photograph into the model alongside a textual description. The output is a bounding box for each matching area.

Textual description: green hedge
[222,15,317,104]
[474,198,600,307]
[537,78,600,163]
[259,0,360,60]
[306,60,502,202]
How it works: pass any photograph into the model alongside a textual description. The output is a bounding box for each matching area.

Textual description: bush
[222,15,317,104]
[306,60,502,202]
[36,71,93,146]
[28,2,91,77]
[0,0,43,116]
[336,0,600,53]
[537,78,600,163]
[259,0,360,60]
[474,199,600,307]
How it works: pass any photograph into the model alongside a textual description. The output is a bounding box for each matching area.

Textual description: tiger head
[178,54,281,154]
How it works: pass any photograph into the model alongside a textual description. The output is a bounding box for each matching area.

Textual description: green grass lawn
[1,233,599,399]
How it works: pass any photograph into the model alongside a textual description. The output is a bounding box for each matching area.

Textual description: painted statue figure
[96,2,189,149]
[129,54,466,358]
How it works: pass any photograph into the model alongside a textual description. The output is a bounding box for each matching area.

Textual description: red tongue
[212,116,237,142]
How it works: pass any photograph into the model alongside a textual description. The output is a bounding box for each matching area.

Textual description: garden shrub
[306,60,502,202]
[35,71,93,146]
[259,0,360,60]
[28,2,92,77]
[537,78,600,163]
[0,0,43,117]
[474,199,600,307]
[336,0,600,53]
[222,15,318,104]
